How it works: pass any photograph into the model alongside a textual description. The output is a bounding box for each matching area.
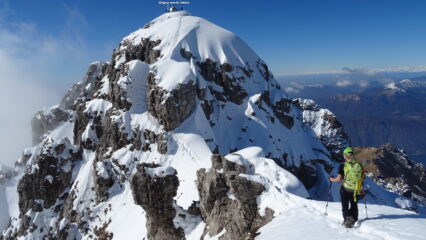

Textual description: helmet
[343,147,354,155]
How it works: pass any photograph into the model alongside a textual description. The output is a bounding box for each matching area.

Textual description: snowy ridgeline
[1,10,426,240]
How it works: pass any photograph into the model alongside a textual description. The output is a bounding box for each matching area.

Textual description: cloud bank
[0,5,90,166]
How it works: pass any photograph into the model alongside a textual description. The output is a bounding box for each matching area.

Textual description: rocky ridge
[1,10,424,240]
[355,144,426,207]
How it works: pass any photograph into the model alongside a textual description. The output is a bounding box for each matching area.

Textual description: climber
[329,147,365,228]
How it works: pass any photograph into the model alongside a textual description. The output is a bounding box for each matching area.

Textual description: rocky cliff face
[197,154,273,240]
[131,163,184,240]
[354,144,426,206]
[1,10,422,240]
[292,98,350,163]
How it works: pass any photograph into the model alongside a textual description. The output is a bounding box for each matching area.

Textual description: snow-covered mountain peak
[384,82,404,92]
[384,78,426,94]
[121,11,257,66]
[1,11,425,240]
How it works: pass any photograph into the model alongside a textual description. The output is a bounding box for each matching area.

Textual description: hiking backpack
[343,160,365,201]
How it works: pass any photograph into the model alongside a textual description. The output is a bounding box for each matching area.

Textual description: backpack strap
[353,164,365,202]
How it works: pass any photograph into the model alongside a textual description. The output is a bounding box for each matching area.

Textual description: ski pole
[325,180,332,216]
[364,196,368,219]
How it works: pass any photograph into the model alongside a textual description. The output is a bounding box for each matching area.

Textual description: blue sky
[2,0,426,75]
[1,0,426,166]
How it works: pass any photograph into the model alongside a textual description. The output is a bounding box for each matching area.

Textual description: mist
[0,71,61,167]
[0,4,93,167]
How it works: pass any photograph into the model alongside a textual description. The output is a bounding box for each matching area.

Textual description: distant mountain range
[279,74,426,165]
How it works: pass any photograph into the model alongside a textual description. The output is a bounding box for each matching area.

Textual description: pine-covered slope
[1,10,425,240]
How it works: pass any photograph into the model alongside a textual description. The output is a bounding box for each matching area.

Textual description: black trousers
[340,187,358,222]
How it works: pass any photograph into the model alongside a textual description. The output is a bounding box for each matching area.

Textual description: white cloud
[284,87,299,94]
[336,80,353,87]
[283,82,306,93]
[0,5,90,166]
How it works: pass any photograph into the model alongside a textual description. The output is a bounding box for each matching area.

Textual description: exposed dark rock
[17,215,31,238]
[31,108,71,145]
[131,163,184,240]
[256,60,273,81]
[108,66,133,111]
[62,190,78,222]
[323,112,343,129]
[197,154,274,240]
[17,139,81,215]
[197,59,249,105]
[105,38,161,111]
[274,98,292,114]
[99,114,128,151]
[272,98,294,129]
[93,221,113,240]
[131,127,143,151]
[180,48,195,60]
[148,78,196,131]
[121,38,161,64]
[355,144,426,206]
[187,201,201,216]
[143,130,168,154]
[292,98,319,111]
[253,93,294,130]
[221,63,233,73]
[73,101,92,148]
[93,161,115,204]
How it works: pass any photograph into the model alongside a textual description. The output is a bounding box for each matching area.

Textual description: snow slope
[224,148,426,240]
[1,9,425,240]
[258,199,426,240]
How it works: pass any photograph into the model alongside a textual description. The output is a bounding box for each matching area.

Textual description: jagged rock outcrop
[293,98,350,162]
[255,92,294,129]
[142,130,168,154]
[131,163,184,240]
[106,38,161,111]
[197,59,250,105]
[355,144,426,205]
[60,62,109,111]
[147,78,196,131]
[17,138,81,214]
[197,154,274,240]
[120,38,161,65]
